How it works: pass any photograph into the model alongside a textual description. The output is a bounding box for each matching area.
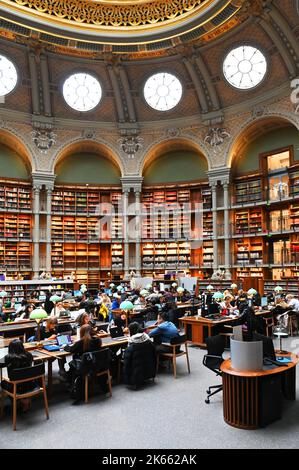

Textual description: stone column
[123,189,129,278]
[32,185,41,278]
[211,181,218,271]
[135,190,141,276]
[223,181,231,279]
[46,186,53,273]
[28,51,40,115]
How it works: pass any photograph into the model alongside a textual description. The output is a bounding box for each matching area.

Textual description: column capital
[207,167,231,186]
[33,184,42,192]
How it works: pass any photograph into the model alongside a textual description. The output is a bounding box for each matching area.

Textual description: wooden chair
[156,334,190,379]
[0,363,49,431]
[81,349,112,403]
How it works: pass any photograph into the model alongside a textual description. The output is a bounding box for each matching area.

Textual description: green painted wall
[143,150,208,184]
[0,143,30,179]
[55,152,121,184]
[234,126,299,175]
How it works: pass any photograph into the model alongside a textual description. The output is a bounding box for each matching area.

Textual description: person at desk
[65,324,102,358]
[123,322,156,388]
[44,293,54,316]
[1,339,35,412]
[148,311,180,353]
[39,317,58,341]
[15,303,34,322]
[64,324,103,400]
[220,296,238,316]
[50,302,65,317]
[286,294,299,314]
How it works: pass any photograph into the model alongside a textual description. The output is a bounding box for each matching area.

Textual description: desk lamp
[248,288,257,296]
[213,292,224,301]
[120,300,134,328]
[140,289,149,298]
[50,294,62,316]
[274,286,283,293]
[177,286,184,302]
[30,308,48,342]
[231,283,238,290]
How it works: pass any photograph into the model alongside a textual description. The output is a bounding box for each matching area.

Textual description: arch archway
[141,138,210,183]
[0,129,33,178]
[53,140,123,184]
[227,115,299,169]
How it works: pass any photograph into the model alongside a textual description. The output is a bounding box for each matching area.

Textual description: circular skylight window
[144,72,183,111]
[63,73,102,112]
[223,45,267,90]
[0,55,18,97]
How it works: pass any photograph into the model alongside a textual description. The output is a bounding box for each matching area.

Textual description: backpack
[70,375,84,400]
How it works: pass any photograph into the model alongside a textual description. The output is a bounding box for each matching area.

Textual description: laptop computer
[109,326,125,340]
[57,334,72,348]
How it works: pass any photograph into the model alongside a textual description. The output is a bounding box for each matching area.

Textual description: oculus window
[0,55,17,96]
[144,72,182,111]
[223,46,267,90]
[63,73,102,112]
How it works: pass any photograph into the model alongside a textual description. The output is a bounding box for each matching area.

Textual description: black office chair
[202,334,225,404]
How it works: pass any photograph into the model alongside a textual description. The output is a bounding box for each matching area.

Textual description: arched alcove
[232,125,299,175]
[55,151,121,185]
[143,148,208,184]
[0,142,31,180]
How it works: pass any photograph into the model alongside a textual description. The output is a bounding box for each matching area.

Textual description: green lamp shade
[207,285,213,291]
[231,284,238,289]
[50,295,62,303]
[213,291,224,300]
[120,301,134,311]
[30,308,48,320]
[248,288,257,296]
[274,286,283,292]
[117,285,123,291]
[0,291,7,298]
[110,283,115,288]
[140,289,149,297]
[146,283,152,290]
[177,287,184,294]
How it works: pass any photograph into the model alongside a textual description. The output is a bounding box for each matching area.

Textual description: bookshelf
[142,242,191,269]
[235,209,263,235]
[235,238,263,266]
[0,241,31,270]
[202,241,213,267]
[0,214,31,240]
[111,243,124,269]
[0,183,31,212]
[290,204,299,230]
[52,187,122,214]
[235,179,262,205]
[0,280,74,302]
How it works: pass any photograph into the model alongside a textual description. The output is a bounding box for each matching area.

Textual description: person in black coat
[123,322,156,388]
[1,339,36,411]
[64,324,102,399]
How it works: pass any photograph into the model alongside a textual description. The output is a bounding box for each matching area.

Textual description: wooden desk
[221,355,299,429]
[179,315,239,348]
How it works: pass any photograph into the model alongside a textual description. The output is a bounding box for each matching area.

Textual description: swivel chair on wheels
[202,335,225,404]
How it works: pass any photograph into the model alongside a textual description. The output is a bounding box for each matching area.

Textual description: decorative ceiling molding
[0,0,243,56]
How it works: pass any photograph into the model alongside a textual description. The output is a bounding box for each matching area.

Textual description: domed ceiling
[0,0,244,58]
